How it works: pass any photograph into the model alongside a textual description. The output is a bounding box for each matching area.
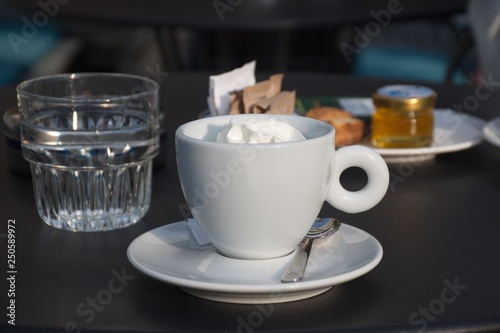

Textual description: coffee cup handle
[326,145,389,213]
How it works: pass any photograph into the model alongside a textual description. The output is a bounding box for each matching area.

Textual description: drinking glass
[17,73,160,231]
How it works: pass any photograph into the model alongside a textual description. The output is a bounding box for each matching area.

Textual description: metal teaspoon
[280,218,341,283]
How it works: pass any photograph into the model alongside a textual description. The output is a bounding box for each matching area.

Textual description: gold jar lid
[373,85,436,111]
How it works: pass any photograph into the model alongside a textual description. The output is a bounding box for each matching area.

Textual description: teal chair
[0,23,59,84]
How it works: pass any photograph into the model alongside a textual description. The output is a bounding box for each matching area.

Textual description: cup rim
[16,72,159,104]
[176,113,334,147]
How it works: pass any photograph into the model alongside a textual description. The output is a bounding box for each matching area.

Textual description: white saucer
[127,221,383,304]
[483,117,500,147]
[368,109,486,163]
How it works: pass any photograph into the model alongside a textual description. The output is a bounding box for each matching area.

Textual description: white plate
[200,108,485,163]
[127,221,383,304]
[483,117,500,147]
[368,109,486,163]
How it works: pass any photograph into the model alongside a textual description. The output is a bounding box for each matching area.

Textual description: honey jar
[371,85,436,148]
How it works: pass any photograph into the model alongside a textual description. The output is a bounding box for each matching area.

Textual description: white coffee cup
[175,114,389,259]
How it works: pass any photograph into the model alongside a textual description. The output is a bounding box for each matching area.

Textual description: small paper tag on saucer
[338,98,374,117]
[186,218,211,246]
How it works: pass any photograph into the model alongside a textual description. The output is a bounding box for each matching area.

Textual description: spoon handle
[280,238,314,283]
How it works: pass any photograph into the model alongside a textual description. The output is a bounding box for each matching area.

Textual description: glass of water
[17,73,160,231]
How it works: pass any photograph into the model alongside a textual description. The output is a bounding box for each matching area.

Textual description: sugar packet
[208,60,256,116]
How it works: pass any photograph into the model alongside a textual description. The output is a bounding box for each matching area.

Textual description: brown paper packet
[228,90,244,114]
[242,74,284,114]
[253,90,296,115]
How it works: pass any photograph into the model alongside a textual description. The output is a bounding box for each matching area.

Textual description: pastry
[306,106,364,146]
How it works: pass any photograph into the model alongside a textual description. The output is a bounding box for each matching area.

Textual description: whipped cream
[216,118,305,144]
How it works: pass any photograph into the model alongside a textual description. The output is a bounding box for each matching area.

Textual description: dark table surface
[1,72,500,333]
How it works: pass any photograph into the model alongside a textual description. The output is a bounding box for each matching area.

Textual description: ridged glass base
[30,160,152,232]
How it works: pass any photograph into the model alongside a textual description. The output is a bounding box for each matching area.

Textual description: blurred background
[0,0,497,86]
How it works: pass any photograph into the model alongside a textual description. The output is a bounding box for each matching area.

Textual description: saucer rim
[127,221,383,295]
[483,117,500,147]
